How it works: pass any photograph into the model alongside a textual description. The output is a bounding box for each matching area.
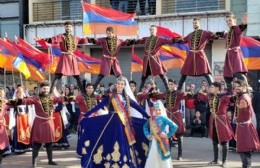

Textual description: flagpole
[4,67,6,90]
[19,71,23,87]
[130,71,133,81]
[12,68,16,86]
[48,47,52,85]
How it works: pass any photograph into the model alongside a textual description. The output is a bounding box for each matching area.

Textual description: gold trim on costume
[106,37,118,55]
[130,148,137,167]
[93,145,103,164]
[111,141,121,162]
[112,163,120,168]
[40,96,53,114]
[106,154,111,161]
[82,147,87,154]
[84,140,90,147]
[65,34,75,53]
[122,164,130,168]
[166,91,178,109]
[104,162,110,168]
[86,113,115,167]
[142,142,149,156]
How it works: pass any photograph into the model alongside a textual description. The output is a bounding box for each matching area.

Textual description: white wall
[211,40,226,80]
[247,0,260,36]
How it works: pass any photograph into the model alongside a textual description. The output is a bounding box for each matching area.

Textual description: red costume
[200,93,233,142]
[223,25,248,78]
[75,94,99,123]
[153,91,186,135]
[136,36,174,76]
[92,37,129,76]
[48,33,88,75]
[23,96,63,143]
[181,30,215,76]
[0,102,9,150]
[234,93,260,152]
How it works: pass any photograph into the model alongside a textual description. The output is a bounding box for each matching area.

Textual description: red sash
[17,114,30,145]
[53,112,63,142]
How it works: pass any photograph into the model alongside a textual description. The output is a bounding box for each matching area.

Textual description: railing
[32,0,226,22]
[162,0,226,14]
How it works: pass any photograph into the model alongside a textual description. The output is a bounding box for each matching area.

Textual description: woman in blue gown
[78,76,150,168]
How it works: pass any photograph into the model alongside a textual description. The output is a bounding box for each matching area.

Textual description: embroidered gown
[0,100,9,151]
[79,93,150,168]
[7,100,31,153]
[143,116,178,168]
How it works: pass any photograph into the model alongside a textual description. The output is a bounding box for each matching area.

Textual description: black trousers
[212,123,228,163]
[239,152,252,168]
[0,149,4,164]
[50,73,85,95]
[32,143,53,165]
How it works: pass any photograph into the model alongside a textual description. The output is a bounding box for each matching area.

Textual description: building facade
[23,0,260,90]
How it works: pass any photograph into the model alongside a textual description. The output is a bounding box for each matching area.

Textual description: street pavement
[2,135,260,168]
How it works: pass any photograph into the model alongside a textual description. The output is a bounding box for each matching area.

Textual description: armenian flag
[131,45,143,72]
[157,26,188,69]
[36,39,101,74]
[241,36,260,70]
[0,38,31,78]
[82,2,137,36]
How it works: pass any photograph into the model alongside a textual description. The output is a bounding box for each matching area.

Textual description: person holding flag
[177,18,217,91]
[34,21,88,95]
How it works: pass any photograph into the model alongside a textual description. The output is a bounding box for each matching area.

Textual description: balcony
[30,0,227,23]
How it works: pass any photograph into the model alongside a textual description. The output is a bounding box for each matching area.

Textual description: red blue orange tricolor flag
[36,39,101,74]
[240,36,260,70]
[82,2,137,36]
[131,45,143,72]
[156,26,188,69]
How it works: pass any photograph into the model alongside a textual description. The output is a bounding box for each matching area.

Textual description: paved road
[2,135,260,168]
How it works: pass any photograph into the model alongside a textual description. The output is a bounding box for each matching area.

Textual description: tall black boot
[139,76,148,91]
[177,75,187,91]
[50,76,60,94]
[159,74,169,91]
[46,143,57,166]
[177,135,183,160]
[32,143,42,168]
[204,74,214,85]
[209,141,219,165]
[224,77,233,94]
[74,75,86,96]
[0,149,4,166]
[239,152,252,168]
[93,74,104,90]
[222,142,228,168]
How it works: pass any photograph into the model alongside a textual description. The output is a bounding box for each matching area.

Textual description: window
[32,0,83,22]
[162,0,225,14]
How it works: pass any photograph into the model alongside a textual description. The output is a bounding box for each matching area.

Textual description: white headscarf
[153,100,167,117]
[119,76,144,118]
